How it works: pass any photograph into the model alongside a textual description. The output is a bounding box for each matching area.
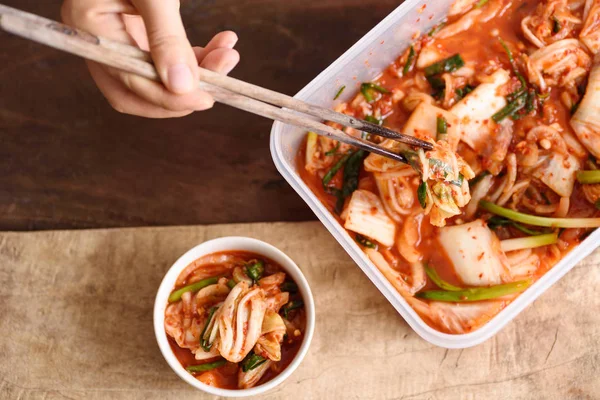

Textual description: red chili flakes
[418,4,426,13]
[477,252,485,261]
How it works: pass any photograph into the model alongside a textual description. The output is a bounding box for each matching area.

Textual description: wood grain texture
[1,222,599,399]
[0,0,401,231]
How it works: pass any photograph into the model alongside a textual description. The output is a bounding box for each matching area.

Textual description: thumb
[132,0,198,94]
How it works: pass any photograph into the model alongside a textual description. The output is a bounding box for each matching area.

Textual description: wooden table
[2,222,599,399]
[0,0,400,231]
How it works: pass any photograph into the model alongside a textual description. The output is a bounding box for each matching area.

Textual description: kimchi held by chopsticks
[164,251,306,389]
[300,0,600,334]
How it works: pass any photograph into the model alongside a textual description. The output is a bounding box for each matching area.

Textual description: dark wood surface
[0,0,399,231]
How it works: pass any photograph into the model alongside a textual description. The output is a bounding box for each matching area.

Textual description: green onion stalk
[403,46,416,75]
[424,54,465,77]
[360,82,390,103]
[436,116,448,141]
[241,353,267,372]
[333,85,346,100]
[500,233,558,253]
[355,234,377,249]
[424,263,462,291]
[480,200,600,228]
[186,359,227,373]
[169,276,220,303]
[577,170,600,184]
[246,260,265,282]
[416,279,532,302]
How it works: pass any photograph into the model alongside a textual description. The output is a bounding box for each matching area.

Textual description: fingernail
[167,63,195,93]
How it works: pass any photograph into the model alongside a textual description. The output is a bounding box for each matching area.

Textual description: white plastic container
[270,0,600,348]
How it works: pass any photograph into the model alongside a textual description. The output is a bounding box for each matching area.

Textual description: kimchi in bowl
[153,237,315,397]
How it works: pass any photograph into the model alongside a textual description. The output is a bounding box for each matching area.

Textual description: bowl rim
[153,236,315,397]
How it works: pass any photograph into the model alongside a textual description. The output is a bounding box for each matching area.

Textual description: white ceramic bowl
[154,236,315,397]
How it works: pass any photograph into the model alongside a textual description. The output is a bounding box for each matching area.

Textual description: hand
[61,0,240,118]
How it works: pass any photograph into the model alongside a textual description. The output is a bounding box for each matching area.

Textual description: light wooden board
[1,222,599,400]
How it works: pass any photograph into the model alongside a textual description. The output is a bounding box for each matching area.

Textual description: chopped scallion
[364,115,382,125]
[241,353,267,372]
[488,216,549,236]
[169,276,220,303]
[424,263,462,291]
[427,74,446,97]
[200,306,219,351]
[361,82,390,103]
[500,233,558,252]
[334,85,346,100]
[416,279,532,302]
[498,37,527,89]
[469,171,491,188]
[537,91,550,101]
[280,281,298,293]
[480,200,600,228]
[424,54,465,77]
[355,234,377,249]
[552,16,561,34]
[418,181,428,209]
[403,46,416,75]
[455,84,475,100]
[282,300,304,319]
[246,260,265,282]
[436,116,448,141]
[186,359,227,373]
[324,142,341,156]
[509,220,547,236]
[336,150,365,213]
[428,22,446,37]
[492,92,527,122]
[322,152,352,187]
[577,170,600,184]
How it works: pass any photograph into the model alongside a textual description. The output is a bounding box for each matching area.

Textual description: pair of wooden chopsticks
[0,4,433,162]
